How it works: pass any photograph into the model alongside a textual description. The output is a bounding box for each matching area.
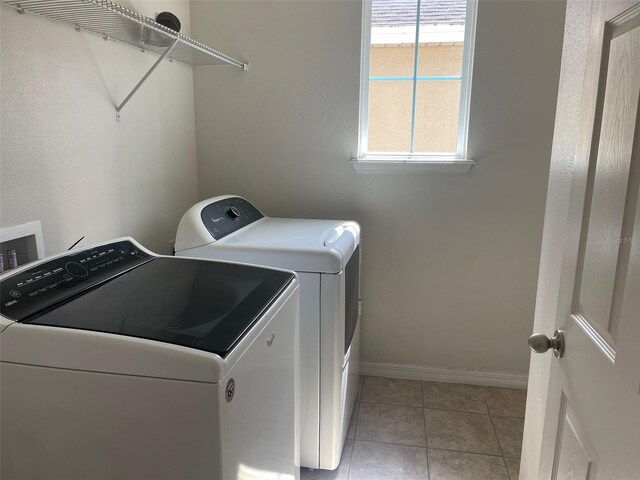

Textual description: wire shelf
[2,0,248,69]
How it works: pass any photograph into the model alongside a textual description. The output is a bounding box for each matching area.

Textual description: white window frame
[353,0,478,174]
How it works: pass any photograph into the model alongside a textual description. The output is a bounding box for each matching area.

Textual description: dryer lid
[213,217,360,273]
[176,196,360,273]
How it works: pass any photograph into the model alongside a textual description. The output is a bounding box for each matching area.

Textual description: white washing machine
[175,195,361,470]
[0,238,300,480]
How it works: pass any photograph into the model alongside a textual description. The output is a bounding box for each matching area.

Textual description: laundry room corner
[189,0,566,382]
[0,0,199,255]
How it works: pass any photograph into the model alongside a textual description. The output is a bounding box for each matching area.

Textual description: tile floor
[301,376,526,480]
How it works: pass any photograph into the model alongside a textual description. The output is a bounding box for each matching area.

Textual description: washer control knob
[65,262,89,278]
[226,206,241,220]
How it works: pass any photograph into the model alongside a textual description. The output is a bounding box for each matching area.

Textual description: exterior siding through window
[366,0,467,154]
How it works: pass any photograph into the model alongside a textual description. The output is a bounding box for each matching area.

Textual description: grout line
[423,405,492,416]
[421,380,431,480]
[347,438,507,457]
[353,402,360,441]
[427,447,509,459]
[484,394,510,478]
[359,400,424,408]
[353,401,360,439]
[346,435,355,480]
[352,439,428,450]
[360,399,489,415]
[484,396,502,453]
[358,399,423,408]
[504,457,513,480]
[359,397,524,420]
[493,411,526,419]
[346,381,362,480]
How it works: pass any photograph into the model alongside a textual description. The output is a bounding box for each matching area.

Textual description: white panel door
[528,1,640,478]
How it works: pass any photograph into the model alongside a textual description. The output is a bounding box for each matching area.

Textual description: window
[355,0,477,172]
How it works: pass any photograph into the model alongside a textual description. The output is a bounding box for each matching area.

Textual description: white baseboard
[360,362,528,389]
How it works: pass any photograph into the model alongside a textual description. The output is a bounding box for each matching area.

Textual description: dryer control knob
[226,206,241,220]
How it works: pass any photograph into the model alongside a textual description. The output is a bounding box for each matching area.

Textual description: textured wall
[190,0,566,376]
[0,0,198,255]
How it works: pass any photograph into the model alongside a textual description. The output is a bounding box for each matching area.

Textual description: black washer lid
[23,257,294,357]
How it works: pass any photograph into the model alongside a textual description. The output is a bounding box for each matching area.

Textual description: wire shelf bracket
[115,38,178,121]
[2,0,249,121]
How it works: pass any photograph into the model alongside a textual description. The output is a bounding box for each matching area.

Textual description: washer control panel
[0,240,152,321]
[200,197,264,241]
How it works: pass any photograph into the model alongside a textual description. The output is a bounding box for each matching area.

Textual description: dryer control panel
[200,196,264,241]
[0,240,152,321]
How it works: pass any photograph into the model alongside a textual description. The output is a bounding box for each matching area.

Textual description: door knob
[528,330,565,358]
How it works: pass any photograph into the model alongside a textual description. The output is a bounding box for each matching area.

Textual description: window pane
[413,0,466,153]
[368,80,413,152]
[370,0,419,78]
[365,0,468,155]
[413,80,460,152]
[370,46,417,78]
[368,0,418,152]
[417,43,464,77]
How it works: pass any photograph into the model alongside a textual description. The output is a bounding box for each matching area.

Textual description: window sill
[351,156,475,174]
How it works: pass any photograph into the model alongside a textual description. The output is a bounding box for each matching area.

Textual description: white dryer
[175,195,361,470]
[0,238,299,480]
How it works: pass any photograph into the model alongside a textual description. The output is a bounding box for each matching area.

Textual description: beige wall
[368,44,463,152]
[190,0,566,376]
[0,0,198,255]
